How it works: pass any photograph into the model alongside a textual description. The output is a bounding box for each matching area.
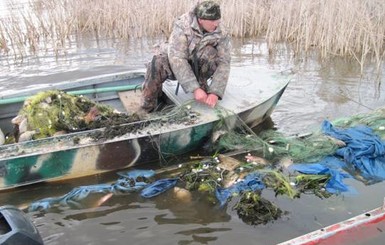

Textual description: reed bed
[0,0,384,69]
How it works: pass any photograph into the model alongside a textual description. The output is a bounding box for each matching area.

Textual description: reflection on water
[1,33,385,244]
[0,38,154,95]
[14,174,234,245]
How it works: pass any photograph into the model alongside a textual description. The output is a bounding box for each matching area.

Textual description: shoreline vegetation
[0,0,384,71]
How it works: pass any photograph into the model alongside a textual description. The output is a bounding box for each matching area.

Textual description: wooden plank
[118,90,142,113]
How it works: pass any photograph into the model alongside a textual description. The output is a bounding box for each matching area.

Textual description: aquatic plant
[18,90,116,138]
[216,129,341,163]
[233,191,283,226]
[180,158,222,203]
[295,174,332,199]
[261,170,298,199]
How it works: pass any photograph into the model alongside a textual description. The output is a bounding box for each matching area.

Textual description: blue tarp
[29,169,163,211]
[289,158,354,194]
[289,120,385,194]
[215,172,265,207]
[322,120,385,183]
[141,178,178,198]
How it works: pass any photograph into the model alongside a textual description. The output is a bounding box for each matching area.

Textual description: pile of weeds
[178,154,334,226]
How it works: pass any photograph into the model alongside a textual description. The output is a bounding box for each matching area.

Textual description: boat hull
[0,66,289,190]
[0,122,213,189]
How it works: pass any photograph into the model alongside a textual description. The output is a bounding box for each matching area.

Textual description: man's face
[198,18,220,33]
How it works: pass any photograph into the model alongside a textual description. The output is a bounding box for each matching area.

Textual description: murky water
[1,16,385,245]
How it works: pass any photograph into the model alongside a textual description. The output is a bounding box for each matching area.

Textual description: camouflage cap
[195,1,221,20]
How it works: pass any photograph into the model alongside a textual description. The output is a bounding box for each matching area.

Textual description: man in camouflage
[140,0,231,112]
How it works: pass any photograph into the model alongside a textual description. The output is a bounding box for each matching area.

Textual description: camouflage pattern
[141,54,175,111]
[168,9,231,97]
[141,5,231,112]
[195,1,221,20]
[0,121,213,190]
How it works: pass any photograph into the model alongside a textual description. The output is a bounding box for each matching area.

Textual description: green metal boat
[0,66,289,190]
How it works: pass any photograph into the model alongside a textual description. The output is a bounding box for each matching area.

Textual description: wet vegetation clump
[261,170,298,198]
[13,90,138,141]
[181,156,284,222]
[295,174,332,199]
[10,90,199,143]
[233,191,283,226]
[179,158,223,204]
[178,153,336,226]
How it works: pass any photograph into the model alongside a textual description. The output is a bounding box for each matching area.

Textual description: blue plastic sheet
[140,178,178,198]
[322,120,385,183]
[289,157,354,194]
[29,169,157,212]
[215,172,265,207]
[289,120,385,194]
[29,184,114,211]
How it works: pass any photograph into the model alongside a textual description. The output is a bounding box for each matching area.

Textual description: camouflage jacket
[168,10,231,99]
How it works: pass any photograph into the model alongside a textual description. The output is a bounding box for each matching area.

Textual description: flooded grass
[0,0,384,70]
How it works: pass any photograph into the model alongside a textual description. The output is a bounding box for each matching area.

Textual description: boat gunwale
[0,81,289,160]
[0,69,146,100]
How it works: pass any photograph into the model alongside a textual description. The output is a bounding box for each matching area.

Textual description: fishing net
[24,101,385,226]
[174,104,385,225]
[213,106,385,164]
[27,153,333,225]
[11,90,198,141]
[16,90,123,139]
[216,129,341,163]
[332,107,385,139]
[210,105,385,193]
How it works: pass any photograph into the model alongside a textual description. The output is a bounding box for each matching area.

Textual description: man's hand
[205,93,218,108]
[194,88,208,104]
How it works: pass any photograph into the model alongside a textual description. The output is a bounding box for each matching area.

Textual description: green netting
[12,91,200,142]
[216,130,342,163]
[19,90,116,138]
[214,106,385,163]
[332,107,385,139]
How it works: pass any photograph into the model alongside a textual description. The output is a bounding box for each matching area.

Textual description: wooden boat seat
[118,90,142,113]
[118,80,191,114]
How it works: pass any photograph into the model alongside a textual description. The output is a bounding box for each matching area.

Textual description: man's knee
[198,46,218,79]
[141,54,173,112]
[147,54,174,80]
[199,45,218,61]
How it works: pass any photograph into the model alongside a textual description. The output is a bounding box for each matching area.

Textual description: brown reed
[0,0,384,70]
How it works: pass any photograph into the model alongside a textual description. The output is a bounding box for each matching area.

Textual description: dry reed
[0,0,384,69]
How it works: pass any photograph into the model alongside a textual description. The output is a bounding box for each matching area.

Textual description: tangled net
[177,106,385,225]
[20,96,385,225]
[10,90,199,142]
[178,153,332,225]
[14,90,133,139]
[214,106,385,164]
